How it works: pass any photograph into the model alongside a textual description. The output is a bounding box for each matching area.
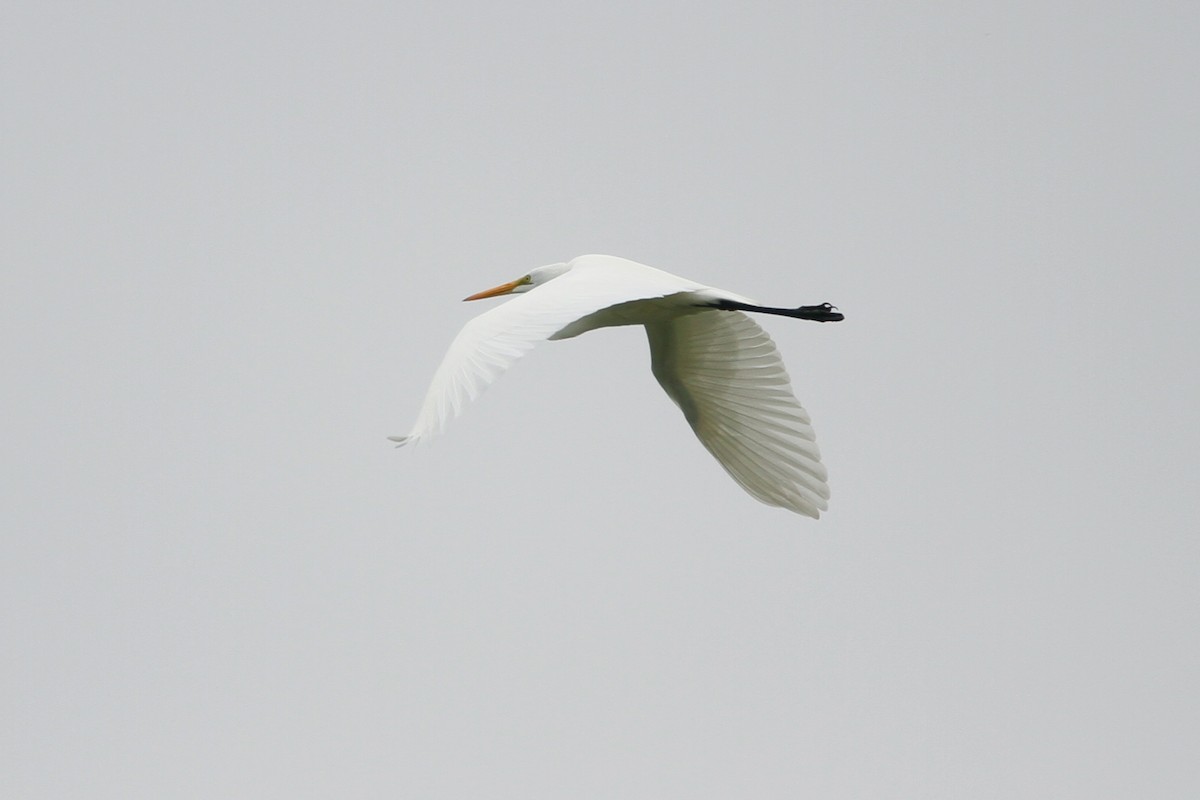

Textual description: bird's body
[393,255,842,518]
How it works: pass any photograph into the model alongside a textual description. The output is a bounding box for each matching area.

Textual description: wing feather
[646,309,830,517]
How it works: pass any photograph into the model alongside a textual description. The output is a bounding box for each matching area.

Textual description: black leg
[710,299,845,322]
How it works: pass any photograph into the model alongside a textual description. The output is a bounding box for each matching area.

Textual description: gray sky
[4,1,1198,797]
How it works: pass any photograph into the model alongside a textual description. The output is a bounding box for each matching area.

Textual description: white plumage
[392,254,841,518]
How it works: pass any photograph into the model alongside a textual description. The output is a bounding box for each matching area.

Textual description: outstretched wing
[393,257,707,445]
[646,309,830,518]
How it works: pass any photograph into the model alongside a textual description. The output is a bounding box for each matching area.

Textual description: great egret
[392,254,843,517]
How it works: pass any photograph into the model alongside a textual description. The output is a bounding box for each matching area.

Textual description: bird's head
[463,262,571,301]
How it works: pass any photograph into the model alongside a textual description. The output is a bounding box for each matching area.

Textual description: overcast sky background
[4,2,1198,797]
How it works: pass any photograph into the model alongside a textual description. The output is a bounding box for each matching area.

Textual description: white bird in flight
[392,255,843,517]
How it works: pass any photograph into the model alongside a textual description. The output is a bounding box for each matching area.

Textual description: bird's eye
[520,274,533,285]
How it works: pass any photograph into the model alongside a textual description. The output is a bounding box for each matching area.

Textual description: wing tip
[766,489,828,519]
[387,434,411,448]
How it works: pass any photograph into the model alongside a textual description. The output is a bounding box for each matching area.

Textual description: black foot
[794,303,844,322]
